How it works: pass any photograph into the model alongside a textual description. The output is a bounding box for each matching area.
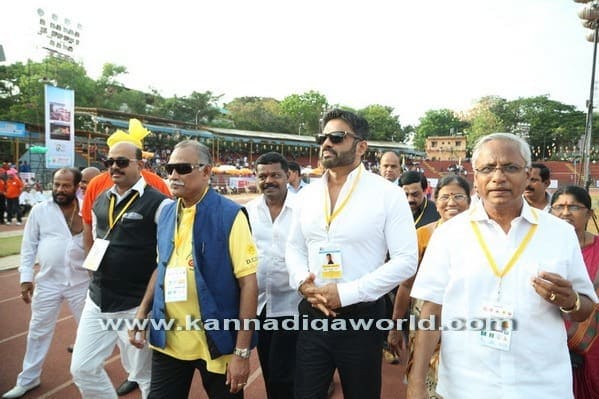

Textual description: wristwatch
[233,347,251,359]
[560,291,581,314]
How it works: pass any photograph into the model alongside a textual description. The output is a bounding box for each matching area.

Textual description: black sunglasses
[104,158,138,168]
[315,131,363,145]
[165,163,206,175]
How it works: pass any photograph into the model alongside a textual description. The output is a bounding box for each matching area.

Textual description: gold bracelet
[560,291,580,314]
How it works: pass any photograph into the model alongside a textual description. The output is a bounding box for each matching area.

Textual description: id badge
[479,302,514,352]
[319,247,343,280]
[82,238,110,271]
[165,267,188,303]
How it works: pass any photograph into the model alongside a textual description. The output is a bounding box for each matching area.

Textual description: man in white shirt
[246,152,301,399]
[523,162,551,212]
[410,133,598,399]
[286,161,306,195]
[32,186,47,204]
[18,185,35,217]
[379,151,402,185]
[286,109,417,398]
[76,166,101,201]
[3,168,88,399]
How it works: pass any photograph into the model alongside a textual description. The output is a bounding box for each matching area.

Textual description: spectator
[5,170,24,225]
[399,171,440,228]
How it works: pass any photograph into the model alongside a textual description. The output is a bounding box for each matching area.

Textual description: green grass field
[0,235,22,257]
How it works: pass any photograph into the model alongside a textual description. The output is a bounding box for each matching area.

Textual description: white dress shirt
[286,164,418,306]
[287,180,306,195]
[19,198,89,286]
[411,200,598,399]
[19,190,35,205]
[246,193,301,317]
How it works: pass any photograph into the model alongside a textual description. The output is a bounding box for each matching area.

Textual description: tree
[280,91,328,135]
[465,97,506,152]
[504,96,585,160]
[413,109,466,150]
[357,104,403,141]
[0,58,96,125]
[225,97,292,132]
[153,91,223,125]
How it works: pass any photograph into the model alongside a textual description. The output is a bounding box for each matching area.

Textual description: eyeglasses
[315,131,363,145]
[550,204,587,213]
[437,193,469,203]
[474,164,526,175]
[165,163,206,175]
[104,158,138,168]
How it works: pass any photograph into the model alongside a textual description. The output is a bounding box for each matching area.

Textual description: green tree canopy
[357,104,403,142]
[280,90,328,135]
[225,97,292,132]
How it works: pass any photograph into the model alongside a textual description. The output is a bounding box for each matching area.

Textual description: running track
[0,193,406,398]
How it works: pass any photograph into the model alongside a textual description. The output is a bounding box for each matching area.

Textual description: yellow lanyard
[323,165,362,229]
[105,191,140,237]
[413,197,428,226]
[174,188,208,251]
[470,209,538,278]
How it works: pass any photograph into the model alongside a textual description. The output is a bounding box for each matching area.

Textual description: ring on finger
[549,292,556,302]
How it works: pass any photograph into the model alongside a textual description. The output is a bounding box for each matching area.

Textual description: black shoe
[116,380,138,396]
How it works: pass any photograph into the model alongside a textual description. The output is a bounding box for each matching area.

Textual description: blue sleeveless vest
[150,188,256,358]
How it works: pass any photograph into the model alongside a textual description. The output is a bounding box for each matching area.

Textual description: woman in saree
[388,174,471,398]
[550,185,599,398]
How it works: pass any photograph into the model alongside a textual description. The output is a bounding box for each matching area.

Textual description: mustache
[263,184,278,189]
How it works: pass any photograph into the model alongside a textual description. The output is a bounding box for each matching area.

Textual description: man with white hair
[409,133,598,398]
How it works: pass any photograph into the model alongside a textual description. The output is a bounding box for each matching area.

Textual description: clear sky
[2,0,593,126]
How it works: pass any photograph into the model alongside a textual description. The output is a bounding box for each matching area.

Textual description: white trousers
[16,280,88,387]
[70,295,151,399]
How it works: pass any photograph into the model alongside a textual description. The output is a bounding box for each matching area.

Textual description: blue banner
[0,121,26,138]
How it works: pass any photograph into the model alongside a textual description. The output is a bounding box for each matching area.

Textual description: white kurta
[412,200,598,399]
[15,198,89,387]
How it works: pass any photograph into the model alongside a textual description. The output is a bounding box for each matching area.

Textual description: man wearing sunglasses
[70,141,172,399]
[78,127,171,397]
[286,109,417,398]
[129,140,258,398]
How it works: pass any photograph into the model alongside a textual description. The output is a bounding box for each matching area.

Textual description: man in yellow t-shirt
[131,140,258,398]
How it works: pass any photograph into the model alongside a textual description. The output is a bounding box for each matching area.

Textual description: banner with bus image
[44,84,75,168]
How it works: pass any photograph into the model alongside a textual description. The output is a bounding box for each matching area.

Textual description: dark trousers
[6,197,21,222]
[148,350,243,399]
[0,194,5,223]
[257,311,299,399]
[295,298,385,399]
